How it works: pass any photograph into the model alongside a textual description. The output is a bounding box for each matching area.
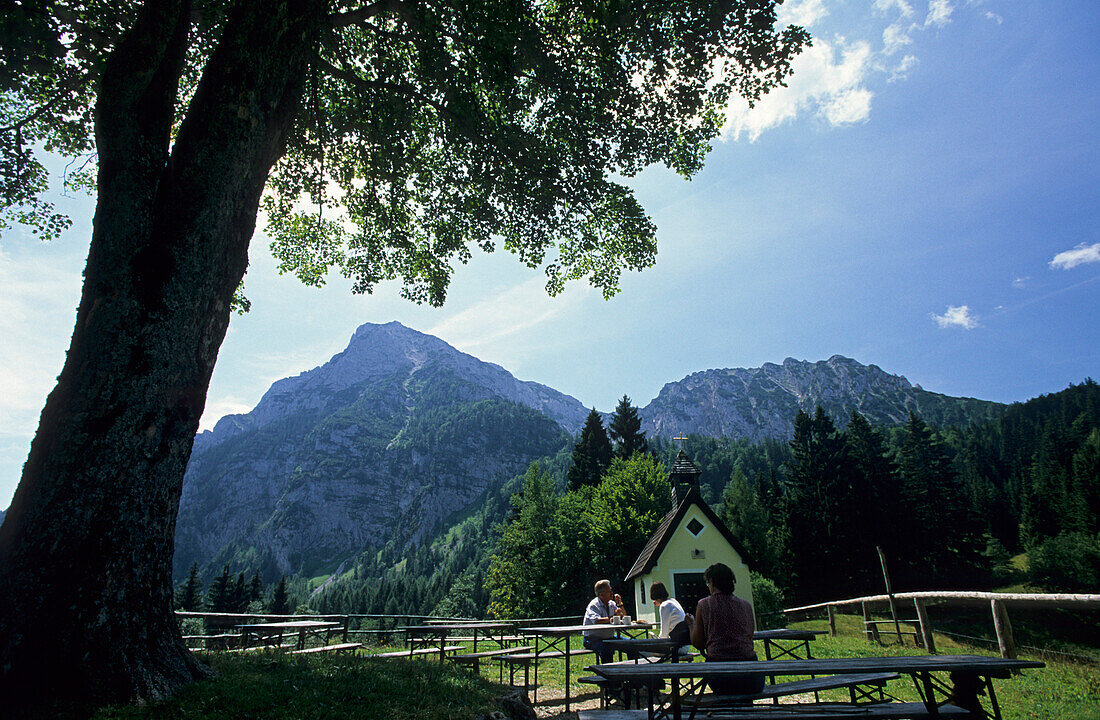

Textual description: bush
[751,572,786,629]
[1029,532,1100,591]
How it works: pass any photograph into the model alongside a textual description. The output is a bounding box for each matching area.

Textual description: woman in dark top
[690,562,763,696]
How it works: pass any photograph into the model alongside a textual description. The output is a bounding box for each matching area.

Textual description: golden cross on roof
[674,434,687,451]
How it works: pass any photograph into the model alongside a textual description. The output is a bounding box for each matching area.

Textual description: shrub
[751,572,786,629]
[1028,532,1100,591]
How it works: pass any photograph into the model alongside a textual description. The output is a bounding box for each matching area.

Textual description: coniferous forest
[178,380,1100,618]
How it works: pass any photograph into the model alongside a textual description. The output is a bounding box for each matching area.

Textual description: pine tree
[206,564,233,613]
[897,413,983,587]
[247,570,265,607]
[175,563,204,611]
[268,575,290,615]
[567,409,613,491]
[608,395,648,459]
[782,407,854,601]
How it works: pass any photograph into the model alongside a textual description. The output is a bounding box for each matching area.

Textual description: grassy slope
[93,653,507,720]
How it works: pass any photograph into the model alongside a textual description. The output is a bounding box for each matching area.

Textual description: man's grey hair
[595,579,612,594]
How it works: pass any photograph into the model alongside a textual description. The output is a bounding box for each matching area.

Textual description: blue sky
[2,0,1098,508]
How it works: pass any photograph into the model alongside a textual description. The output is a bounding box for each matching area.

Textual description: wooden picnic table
[518,622,653,711]
[590,654,1044,720]
[236,620,343,651]
[402,621,517,661]
[603,629,821,665]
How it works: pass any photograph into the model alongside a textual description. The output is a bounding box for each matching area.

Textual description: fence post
[862,602,875,641]
[827,604,837,636]
[913,598,936,654]
[991,599,1016,659]
[877,546,904,643]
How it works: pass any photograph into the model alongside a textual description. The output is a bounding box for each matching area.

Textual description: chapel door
[672,572,709,615]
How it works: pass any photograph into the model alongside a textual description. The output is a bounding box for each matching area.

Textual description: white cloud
[0,251,81,419]
[198,396,257,431]
[925,0,954,27]
[985,11,1003,24]
[778,0,829,28]
[823,87,874,125]
[932,305,979,329]
[1012,275,1030,288]
[1049,242,1100,270]
[428,277,592,354]
[723,38,874,141]
[875,0,915,17]
[883,22,913,55]
[888,55,919,82]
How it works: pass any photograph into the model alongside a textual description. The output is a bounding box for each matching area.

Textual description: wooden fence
[781,591,1099,659]
[174,611,577,649]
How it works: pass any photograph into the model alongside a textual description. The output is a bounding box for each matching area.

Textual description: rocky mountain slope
[174,322,585,580]
[640,355,1004,440]
[174,325,1006,582]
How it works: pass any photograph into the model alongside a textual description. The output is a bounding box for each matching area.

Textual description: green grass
[785,614,1100,720]
[93,619,1100,720]
[93,652,507,720]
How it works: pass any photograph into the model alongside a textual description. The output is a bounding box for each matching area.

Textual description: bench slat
[366,645,465,659]
[686,672,900,706]
[497,648,595,663]
[450,646,533,661]
[578,702,971,720]
[290,642,362,655]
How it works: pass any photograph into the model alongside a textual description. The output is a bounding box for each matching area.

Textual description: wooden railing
[781,592,1099,659]
[174,611,581,649]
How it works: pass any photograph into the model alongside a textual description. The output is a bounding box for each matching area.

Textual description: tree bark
[0,0,329,713]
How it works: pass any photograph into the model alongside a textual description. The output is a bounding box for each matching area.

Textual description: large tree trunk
[0,0,327,713]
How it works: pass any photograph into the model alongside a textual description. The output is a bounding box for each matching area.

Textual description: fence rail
[174,611,580,649]
[781,591,1099,660]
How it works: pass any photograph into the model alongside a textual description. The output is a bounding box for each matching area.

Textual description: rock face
[640,355,1004,440]
[174,322,585,580]
[173,328,1005,582]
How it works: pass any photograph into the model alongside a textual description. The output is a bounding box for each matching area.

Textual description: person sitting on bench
[651,581,692,647]
[690,563,763,697]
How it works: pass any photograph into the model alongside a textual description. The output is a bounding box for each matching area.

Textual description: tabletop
[403,622,515,633]
[521,621,652,635]
[592,654,1044,681]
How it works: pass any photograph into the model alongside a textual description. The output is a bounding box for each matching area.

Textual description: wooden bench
[182,633,241,650]
[497,648,595,693]
[290,642,362,655]
[577,702,972,720]
[684,672,901,710]
[450,645,533,677]
[365,645,464,659]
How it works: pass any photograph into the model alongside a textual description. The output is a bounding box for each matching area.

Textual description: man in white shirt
[582,578,622,662]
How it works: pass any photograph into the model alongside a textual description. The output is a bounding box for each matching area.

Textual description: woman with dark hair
[649,581,689,641]
[690,563,763,696]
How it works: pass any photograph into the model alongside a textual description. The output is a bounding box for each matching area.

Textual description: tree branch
[329,0,410,28]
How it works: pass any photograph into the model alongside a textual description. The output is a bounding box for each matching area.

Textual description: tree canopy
[0,0,808,711]
[2,0,809,304]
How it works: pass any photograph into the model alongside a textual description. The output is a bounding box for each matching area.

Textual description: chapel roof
[623,484,754,581]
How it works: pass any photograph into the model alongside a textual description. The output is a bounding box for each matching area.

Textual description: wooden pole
[827,604,837,636]
[862,602,875,641]
[877,546,904,643]
[991,599,1017,659]
[913,598,936,654]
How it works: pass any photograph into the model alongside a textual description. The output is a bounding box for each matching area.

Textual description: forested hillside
[176,379,1098,617]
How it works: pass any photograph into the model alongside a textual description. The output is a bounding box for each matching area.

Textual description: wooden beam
[991,599,1016,659]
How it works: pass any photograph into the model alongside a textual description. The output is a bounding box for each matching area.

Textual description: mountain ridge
[174,321,1006,582]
